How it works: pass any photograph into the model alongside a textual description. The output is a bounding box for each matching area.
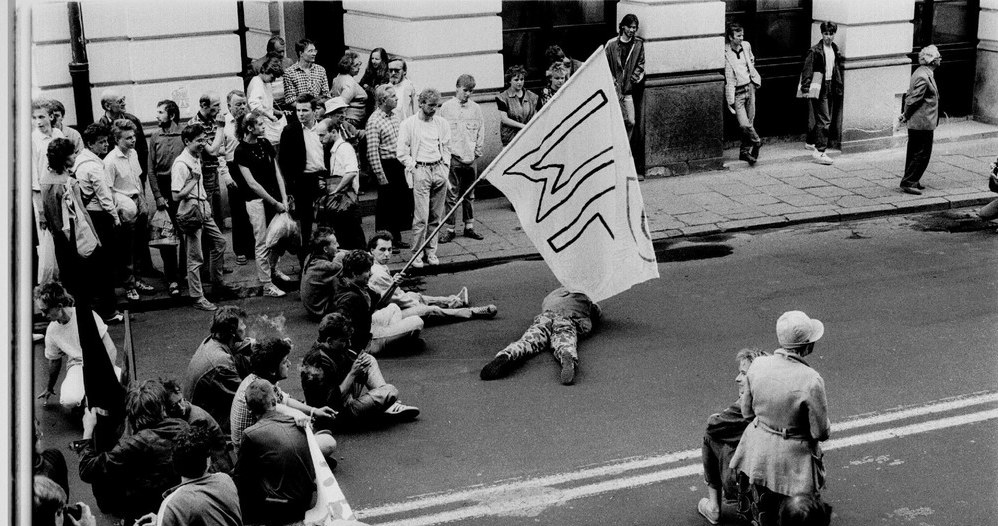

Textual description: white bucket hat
[324,97,348,114]
[776,310,824,347]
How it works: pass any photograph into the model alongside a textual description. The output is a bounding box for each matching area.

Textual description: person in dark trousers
[899,45,942,195]
[184,305,251,434]
[148,99,187,298]
[800,21,843,166]
[279,93,326,266]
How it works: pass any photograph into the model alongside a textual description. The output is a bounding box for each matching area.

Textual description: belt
[753,419,807,440]
[416,160,443,167]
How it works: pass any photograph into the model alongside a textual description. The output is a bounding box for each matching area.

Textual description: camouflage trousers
[497,311,592,363]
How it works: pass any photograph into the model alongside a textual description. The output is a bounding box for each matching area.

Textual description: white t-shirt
[171,149,207,201]
[823,44,835,81]
[330,136,360,192]
[44,308,110,366]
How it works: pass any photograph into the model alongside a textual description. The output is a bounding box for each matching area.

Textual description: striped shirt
[283,62,329,106]
[365,108,400,185]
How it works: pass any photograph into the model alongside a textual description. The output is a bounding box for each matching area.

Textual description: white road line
[367,407,998,526]
[357,390,998,520]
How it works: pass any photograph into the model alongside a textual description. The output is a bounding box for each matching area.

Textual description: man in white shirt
[104,119,156,301]
[32,99,66,284]
[278,94,327,265]
[396,89,451,268]
[389,59,418,122]
[438,74,486,243]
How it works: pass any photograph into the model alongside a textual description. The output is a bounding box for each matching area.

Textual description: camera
[63,503,82,525]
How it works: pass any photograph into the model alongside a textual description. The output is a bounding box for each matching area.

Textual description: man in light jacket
[898,45,942,195]
[724,23,763,165]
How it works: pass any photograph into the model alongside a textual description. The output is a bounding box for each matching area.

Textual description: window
[501,0,617,89]
[912,0,980,117]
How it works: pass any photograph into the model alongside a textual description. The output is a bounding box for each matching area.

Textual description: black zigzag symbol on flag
[502,90,616,253]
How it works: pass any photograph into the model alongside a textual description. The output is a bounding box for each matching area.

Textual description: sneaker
[480,354,516,381]
[463,229,484,241]
[126,288,140,301]
[104,312,124,324]
[455,286,469,307]
[272,270,293,282]
[235,255,248,265]
[168,282,181,297]
[804,142,816,151]
[559,355,577,385]
[439,230,456,243]
[192,297,218,311]
[384,401,420,420]
[263,284,287,298]
[134,280,155,293]
[470,304,498,319]
[425,254,440,266]
[812,151,834,165]
[410,257,425,269]
[697,498,720,525]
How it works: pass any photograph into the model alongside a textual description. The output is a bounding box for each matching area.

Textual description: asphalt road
[33,209,997,525]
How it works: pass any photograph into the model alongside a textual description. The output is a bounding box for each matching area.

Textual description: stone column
[813,1,916,153]
[618,0,726,177]
[341,0,504,94]
[974,0,998,124]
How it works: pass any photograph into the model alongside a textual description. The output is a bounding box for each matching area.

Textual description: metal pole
[376,168,495,307]
[14,6,36,526]
[66,2,94,127]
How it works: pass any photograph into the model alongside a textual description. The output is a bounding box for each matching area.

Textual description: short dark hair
[48,99,66,116]
[337,51,359,75]
[33,476,67,526]
[111,118,136,140]
[619,13,639,33]
[226,90,246,105]
[82,123,110,147]
[544,45,567,66]
[33,281,74,310]
[266,35,285,53]
[46,138,76,172]
[295,38,316,57]
[245,378,276,417]
[261,55,285,77]
[250,337,292,377]
[296,93,321,110]
[237,110,264,141]
[162,378,183,395]
[340,249,373,277]
[211,305,247,342]
[126,379,167,431]
[198,93,216,108]
[726,22,744,38]
[180,123,205,144]
[317,311,354,343]
[171,421,213,478]
[456,74,476,90]
[310,226,338,257]
[367,231,394,251]
[819,21,838,34]
[505,65,527,85]
[778,494,832,526]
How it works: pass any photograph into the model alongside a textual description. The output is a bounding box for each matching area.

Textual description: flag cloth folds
[483,47,658,302]
[304,427,361,525]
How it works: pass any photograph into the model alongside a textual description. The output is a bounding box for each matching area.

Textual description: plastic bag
[265,212,300,253]
[148,209,179,247]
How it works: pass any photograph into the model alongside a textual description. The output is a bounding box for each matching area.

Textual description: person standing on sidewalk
[724,23,763,165]
[172,124,229,312]
[800,21,843,166]
[148,99,186,298]
[606,14,645,142]
[279,93,326,266]
[898,45,942,196]
[190,92,230,235]
[439,74,486,243]
[223,90,255,267]
[367,84,412,250]
[397,88,452,268]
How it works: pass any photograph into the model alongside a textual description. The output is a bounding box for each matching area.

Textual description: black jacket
[331,276,381,352]
[800,40,844,97]
[235,411,316,524]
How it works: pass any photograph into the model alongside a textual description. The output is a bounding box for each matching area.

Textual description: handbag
[795,71,823,99]
[315,188,358,225]
[175,170,207,233]
[62,184,100,258]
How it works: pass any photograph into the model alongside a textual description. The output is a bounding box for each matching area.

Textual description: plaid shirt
[229,373,287,452]
[365,108,400,185]
[283,62,329,106]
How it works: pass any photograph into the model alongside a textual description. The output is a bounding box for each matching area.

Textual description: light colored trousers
[60,362,123,408]
[183,212,227,299]
[368,304,424,355]
[246,199,282,284]
[411,162,449,258]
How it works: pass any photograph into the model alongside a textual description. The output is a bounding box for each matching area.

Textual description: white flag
[484,47,658,302]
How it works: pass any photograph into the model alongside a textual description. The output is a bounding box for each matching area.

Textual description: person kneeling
[301,312,420,425]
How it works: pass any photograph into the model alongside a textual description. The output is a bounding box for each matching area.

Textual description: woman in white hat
[728,310,831,526]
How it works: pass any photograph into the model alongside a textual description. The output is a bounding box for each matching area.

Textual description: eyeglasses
[388,68,402,72]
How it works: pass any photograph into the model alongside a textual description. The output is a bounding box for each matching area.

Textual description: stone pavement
[132,123,998,309]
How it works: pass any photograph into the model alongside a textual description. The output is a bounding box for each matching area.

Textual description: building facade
[31,0,996,178]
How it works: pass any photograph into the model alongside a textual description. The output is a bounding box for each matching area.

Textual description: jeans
[901,129,934,188]
[702,435,749,512]
[445,157,476,229]
[807,82,832,152]
[734,84,761,154]
[246,199,280,284]
[620,94,635,138]
[411,162,449,258]
[183,206,227,299]
[341,356,399,420]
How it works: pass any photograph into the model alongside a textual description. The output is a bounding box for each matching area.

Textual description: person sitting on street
[367,231,498,323]
[301,312,420,427]
[33,475,97,526]
[184,305,252,435]
[301,226,347,320]
[162,379,232,474]
[35,281,122,411]
[697,348,769,525]
[480,287,601,385]
[134,422,242,526]
[234,377,317,526]
[229,336,337,458]
[79,380,190,524]
[33,418,69,497]
[332,249,424,355]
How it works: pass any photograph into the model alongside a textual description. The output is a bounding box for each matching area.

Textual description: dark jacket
[79,418,190,520]
[300,341,354,410]
[800,40,844,97]
[300,253,344,320]
[158,473,243,526]
[184,337,252,433]
[705,402,750,447]
[331,276,381,352]
[235,411,316,525]
[99,112,149,180]
[903,65,939,131]
[605,35,645,96]
[278,120,307,185]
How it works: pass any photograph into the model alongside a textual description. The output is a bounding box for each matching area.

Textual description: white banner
[484,47,658,302]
